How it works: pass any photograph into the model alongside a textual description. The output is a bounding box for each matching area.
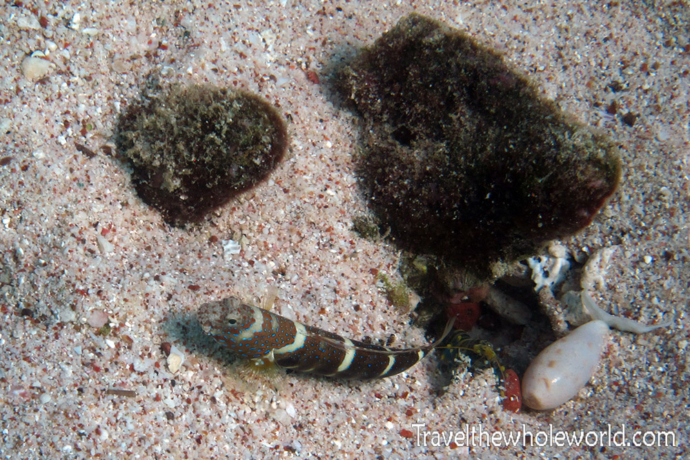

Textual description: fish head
[198,297,259,346]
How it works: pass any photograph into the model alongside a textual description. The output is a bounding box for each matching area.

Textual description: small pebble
[87,309,109,328]
[58,307,77,323]
[17,15,41,30]
[96,235,114,254]
[502,369,522,413]
[272,409,291,425]
[223,239,241,260]
[160,342,172,356]
[622,112,637,127]
[69,13,81,30]
[21,56,52,81]
[285,403,296,418]
[167,346,185,373]
[522,320,609,410]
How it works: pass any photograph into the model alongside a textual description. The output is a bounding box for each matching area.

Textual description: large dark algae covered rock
[116,84,288,225]
[335,13,621,278]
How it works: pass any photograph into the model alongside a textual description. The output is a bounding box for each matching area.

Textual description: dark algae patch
[335,14,621,278]
[116,84,287,224]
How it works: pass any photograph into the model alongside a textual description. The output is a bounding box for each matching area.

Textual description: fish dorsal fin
[314,317,455,355]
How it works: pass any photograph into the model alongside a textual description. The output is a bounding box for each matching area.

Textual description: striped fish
[198,297,454,380]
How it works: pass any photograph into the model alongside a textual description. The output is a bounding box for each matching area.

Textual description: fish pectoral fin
[273,353,302,369]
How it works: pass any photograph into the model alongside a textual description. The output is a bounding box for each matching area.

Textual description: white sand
[0,1,687,458]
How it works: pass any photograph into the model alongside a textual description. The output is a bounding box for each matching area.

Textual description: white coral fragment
[580,246,617,291]
[527,254,570,292]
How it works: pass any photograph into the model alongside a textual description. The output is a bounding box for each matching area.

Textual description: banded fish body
[198,297,453,380]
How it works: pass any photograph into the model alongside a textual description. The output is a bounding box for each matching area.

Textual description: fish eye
[225,313,241,325]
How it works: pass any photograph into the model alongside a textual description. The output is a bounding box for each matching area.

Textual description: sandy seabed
[0,1,688,458]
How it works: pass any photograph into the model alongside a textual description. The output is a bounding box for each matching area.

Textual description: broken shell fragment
[522,320,609,410]
[166,345,185,373]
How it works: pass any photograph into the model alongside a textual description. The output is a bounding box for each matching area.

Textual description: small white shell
[522,320,609,410]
